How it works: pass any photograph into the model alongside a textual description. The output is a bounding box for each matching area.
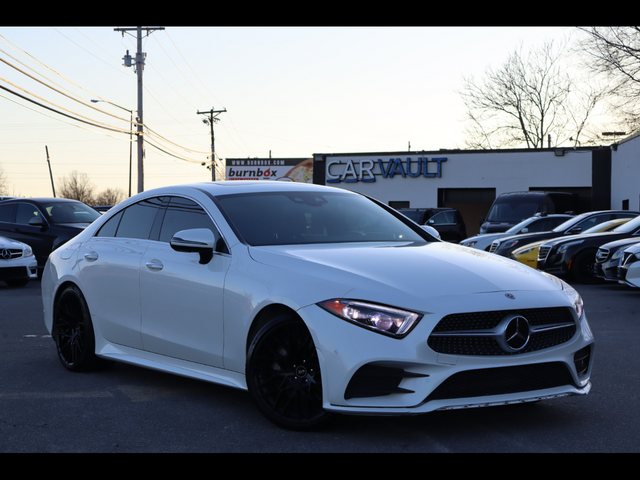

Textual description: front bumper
[0,258,38,281]
[298,290,594,416]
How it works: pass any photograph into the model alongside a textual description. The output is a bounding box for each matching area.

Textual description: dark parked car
[398,207,467,242]
[595,238,640,281]
[0,198,100,271]
[489,210,640,258]
[480,191,581,234]
[537,215,640,283]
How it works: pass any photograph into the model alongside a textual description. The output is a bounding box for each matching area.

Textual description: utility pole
[45,146,55,197]
[114,26,164,193]
[197,107,226,181]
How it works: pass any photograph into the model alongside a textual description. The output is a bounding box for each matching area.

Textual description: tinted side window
[0,203,16,223]
[114,197,164,240]
[576,214,611,231]
[528,218,558,232]
[16,203,44,225]
[430,211,455,225]
[95,211,124,238]
[158,197,216,243]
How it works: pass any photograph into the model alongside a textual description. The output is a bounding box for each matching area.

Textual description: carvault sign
[326,156,447,183]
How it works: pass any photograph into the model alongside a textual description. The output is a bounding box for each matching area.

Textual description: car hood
[0,236,26,249]
[495,231,563,247]
[542,231,623,248]
[54,223,91,229]
[248,241,558,302]
[461,232,507,244]
[600,238,640,251]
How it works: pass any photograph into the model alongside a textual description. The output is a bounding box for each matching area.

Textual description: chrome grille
[538,246,551,263]
[0,248,23,260]
[595,247,610,263]
[427,307,576,356]
[489,242,499,253]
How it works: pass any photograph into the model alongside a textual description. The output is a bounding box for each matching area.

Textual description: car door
[76,197,165,349]
[5,202,57,266]
[139,196,230,368]
[428,210,457,241]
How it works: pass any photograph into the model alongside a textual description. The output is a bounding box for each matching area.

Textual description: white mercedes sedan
[0,236,38,287]
[41,181,594,430]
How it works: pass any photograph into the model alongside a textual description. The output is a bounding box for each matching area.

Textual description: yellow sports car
[510,218,633,269]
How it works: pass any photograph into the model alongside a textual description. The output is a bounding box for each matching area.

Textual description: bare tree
[577,27,640,132]
[0,164,8,196]
[94,187,125,206]
[58,171,95,205]
[460,40,604,149]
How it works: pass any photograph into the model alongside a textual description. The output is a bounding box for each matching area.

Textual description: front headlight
[501,239,520,249]
[319,299,422,338]
[517,245,538,255]
[23,245,34,257]
[558,240,584,254]
[540,272,584,318]
[613,248,625,259]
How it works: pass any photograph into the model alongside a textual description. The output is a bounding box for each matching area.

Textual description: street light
[91,99,134,197]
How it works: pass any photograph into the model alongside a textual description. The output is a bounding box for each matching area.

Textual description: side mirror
[521,227,529,233]
[29,216,46,227]
[421,225,441,239]
[170,228,216,264]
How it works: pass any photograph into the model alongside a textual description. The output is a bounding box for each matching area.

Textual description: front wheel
[52,285,112,372]
[570,250,602,284]
[246,315,331,430]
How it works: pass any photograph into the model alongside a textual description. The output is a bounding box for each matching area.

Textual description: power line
[1,28,232,185]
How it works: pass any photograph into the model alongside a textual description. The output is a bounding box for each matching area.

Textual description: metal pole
[45,146,55,197]
[197,107,226,182]
[114,26,164,193]
[136,26,144,193]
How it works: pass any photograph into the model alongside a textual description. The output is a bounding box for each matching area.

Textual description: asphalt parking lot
[1,279,639,452]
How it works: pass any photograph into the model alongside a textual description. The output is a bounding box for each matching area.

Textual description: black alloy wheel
[570,250,602,284]
[52,285,112,372]
[246,315,331,430]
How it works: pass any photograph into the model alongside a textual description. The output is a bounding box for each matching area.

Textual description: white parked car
[0,236,38,287]
[41,182,594,430]
[460,214,573,251]
[618,242,640,288]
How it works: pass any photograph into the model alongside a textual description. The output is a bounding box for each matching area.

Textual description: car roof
[0,197,85,204]
[141,181,352,197]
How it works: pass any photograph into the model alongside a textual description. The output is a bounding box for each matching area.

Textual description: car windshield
[552,213,592,233]
[612,215,640,233]
[504,217,536,234]
[216,191,428,246]
[486,202,539,222]
[43,201,101,224]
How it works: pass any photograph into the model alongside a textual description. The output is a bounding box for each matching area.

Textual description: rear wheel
[52,285,112,372]
[246,315,331,430]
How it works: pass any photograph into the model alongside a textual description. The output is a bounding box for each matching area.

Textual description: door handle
[84,252,98,261]
[146,260,163,271]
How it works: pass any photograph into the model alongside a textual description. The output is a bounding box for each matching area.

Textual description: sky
[0,26,578,199]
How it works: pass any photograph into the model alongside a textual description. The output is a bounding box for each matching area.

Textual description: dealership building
[226,132,640,237]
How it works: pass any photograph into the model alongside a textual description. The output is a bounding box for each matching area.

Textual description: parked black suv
[398,207,467,242]
[0,198,100,272]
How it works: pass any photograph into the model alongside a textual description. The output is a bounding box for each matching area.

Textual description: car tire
[246,314,332,430]
[52,285,113,372]
[570,250,601,284]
